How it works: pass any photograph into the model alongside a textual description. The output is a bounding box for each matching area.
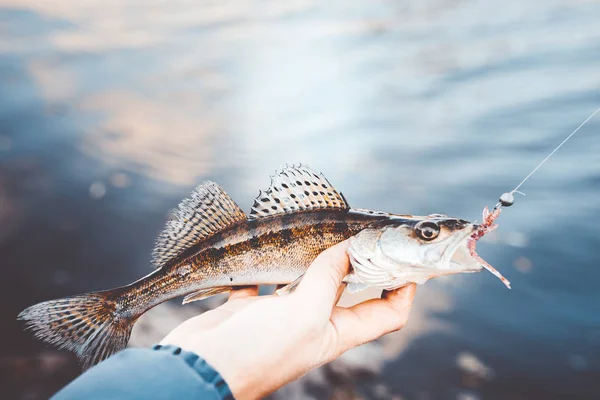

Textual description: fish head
[375,214,483,271]
[348,212,507,289]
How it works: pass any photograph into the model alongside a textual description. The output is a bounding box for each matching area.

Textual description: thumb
[294,241,351,317]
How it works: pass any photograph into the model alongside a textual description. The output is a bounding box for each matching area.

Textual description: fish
[18,164,508,369]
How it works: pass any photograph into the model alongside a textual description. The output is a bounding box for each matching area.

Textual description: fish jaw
[438,208,510,288]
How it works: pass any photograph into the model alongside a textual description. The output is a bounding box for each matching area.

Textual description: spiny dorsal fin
[152,182,246,268]
[248,164,349,220]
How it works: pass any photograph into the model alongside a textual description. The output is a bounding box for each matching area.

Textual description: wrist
[152,344,235,399]
[161,332,261,400]
[188,341,261,400]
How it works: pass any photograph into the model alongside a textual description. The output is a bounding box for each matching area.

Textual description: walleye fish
[18,165,508,369]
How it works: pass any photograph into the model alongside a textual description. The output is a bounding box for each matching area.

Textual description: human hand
[160,240,416,400]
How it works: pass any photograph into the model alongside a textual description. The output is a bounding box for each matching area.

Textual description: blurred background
[1,0,599,399]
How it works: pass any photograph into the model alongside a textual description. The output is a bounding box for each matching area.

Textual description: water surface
[1,1,599,398]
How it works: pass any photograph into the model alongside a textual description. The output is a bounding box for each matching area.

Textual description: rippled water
[1,0,600,398]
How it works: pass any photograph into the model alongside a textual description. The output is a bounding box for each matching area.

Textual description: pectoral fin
[342,273,369,294]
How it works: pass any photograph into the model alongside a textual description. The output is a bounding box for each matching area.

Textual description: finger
[294,241,351,312]
[330,283,416,354]
[219,296,262,313]
[333,282,346,305]
[228,285,260,300]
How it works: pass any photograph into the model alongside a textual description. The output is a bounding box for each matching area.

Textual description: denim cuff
[153,344,234,400]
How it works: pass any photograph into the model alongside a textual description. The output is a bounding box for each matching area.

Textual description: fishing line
[495,106,600,209]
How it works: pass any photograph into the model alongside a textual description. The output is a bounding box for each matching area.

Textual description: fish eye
[415,220,440,241]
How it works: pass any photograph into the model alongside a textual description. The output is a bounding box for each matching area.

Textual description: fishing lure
[469,106,600,288]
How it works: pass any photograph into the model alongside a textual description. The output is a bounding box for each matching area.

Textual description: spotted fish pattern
[19,164,481,369]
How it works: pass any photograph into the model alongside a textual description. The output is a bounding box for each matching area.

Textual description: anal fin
[182,287,231,304]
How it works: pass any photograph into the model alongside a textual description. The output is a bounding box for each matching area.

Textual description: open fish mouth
[449,210,511,289]
[448,231,486,272]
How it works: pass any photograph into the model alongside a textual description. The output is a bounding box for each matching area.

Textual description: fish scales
[170,211,387,289]
[18,164,507,369]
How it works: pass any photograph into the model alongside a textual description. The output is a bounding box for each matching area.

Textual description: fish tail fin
[18,289,134,369]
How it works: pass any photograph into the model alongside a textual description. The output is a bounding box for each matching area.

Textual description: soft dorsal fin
[151,182,246,268]
[248,164,349,220]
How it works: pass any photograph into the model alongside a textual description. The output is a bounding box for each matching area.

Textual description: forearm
[52,345,233,400]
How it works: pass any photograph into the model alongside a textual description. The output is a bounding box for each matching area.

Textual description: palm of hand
[161,241,416,400]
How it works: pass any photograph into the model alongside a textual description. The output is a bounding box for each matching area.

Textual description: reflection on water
[80,90,220,184]
[1,0,600,398]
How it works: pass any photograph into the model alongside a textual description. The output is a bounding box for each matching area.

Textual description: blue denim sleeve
[52,345,234,400]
